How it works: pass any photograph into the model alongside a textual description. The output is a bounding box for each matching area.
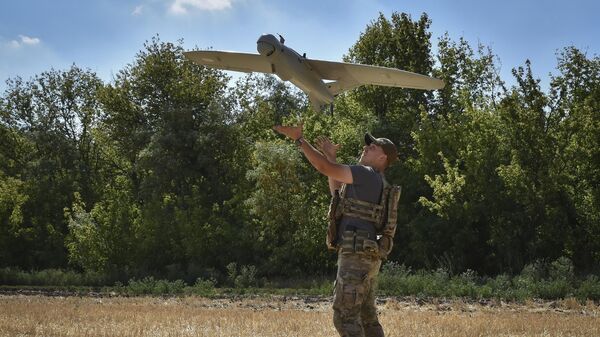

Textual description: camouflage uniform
[333,231,384,337]
[325,134,400,337]
[330,164,387,337]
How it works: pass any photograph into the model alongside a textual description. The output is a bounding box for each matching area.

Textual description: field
[1,294,599,337]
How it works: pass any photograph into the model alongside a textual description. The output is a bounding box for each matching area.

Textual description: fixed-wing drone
[184,34,444,111]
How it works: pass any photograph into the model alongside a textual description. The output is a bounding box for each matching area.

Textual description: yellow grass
[1,295,599,337]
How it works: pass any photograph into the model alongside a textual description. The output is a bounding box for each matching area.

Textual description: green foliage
[0,267,111,286]
[378,257,598,301]
[91,36,246,277]
[120,276,186,296]
[0,12,599,288]
[576,275,600,301]
[243,135,335,276]
[1,257,598,300]
[191,277,217,296]
[0,174,28,240]
[346,12,434,120]
[0,65,104,269]
[419,152,466,219]
[226,262,258,288]
[65,177,139,272]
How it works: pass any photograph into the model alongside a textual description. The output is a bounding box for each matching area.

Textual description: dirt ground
[1,294,599,336]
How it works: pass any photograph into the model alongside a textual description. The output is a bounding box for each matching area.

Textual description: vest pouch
[362,239,379,257]
[326,189,342,250]
[340,230,377,256]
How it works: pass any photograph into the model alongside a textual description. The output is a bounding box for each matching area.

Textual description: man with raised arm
[274,123,399,337]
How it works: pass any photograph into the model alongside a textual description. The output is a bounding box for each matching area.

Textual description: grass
[0,295,598,337]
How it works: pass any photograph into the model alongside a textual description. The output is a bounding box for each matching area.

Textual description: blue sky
[1,0,598,92]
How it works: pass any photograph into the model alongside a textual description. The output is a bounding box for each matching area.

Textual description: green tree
[548,47,600,271]
[96,36,241,277]
[0,66,103,268]
[65,178,139,273]
[346,12,435,118]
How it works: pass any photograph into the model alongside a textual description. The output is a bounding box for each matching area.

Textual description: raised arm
[315,136,343,195]
[273,124,353,185]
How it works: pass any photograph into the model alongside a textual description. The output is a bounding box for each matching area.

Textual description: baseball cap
[365,133,399,167]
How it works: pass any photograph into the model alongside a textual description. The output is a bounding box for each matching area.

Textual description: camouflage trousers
[333,233,384,337]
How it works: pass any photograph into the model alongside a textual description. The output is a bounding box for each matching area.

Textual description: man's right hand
[273,124,303,141]
[315,136,340,161]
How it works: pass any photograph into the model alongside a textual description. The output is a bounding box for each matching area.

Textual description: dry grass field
[1,294,599,337]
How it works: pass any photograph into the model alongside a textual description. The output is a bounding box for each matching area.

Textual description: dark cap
[365,133,399,167]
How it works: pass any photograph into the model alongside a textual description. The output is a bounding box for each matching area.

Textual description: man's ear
[379,154,388,165]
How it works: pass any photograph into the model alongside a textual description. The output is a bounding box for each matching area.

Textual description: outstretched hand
[273,123,303,140]
[315,136,340,160]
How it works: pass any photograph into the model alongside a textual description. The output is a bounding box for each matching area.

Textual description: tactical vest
[326,179,401,259]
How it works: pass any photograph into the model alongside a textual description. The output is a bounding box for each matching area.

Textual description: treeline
[1,12,598,284]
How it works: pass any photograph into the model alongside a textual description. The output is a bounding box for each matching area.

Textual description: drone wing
[306,59,444,93]
[184,51,273,74]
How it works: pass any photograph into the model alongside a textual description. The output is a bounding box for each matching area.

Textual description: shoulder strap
[339,183,347,198]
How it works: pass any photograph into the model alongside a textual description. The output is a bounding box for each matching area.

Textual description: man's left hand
[315,136,340,161]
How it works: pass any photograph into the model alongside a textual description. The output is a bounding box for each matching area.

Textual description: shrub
[378,261,412,294]
[549,257,575,283]
[226,263,258,288]
[534,279,573,299]
[448,269,478,298]
[0,267,110,286]
[191,277,217,296]
[123,277,186,296]
[576,275,600,301]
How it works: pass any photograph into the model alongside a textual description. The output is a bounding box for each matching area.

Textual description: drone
[185,34,444,112]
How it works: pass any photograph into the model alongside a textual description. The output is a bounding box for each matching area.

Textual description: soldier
[273,123,399,337]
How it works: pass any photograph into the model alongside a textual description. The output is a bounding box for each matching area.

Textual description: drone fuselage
[257,34,333,108]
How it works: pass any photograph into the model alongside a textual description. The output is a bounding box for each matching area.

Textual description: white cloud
[8,40,21,48]
[19,35,40,45]
[169,0,232,14]
[132,5,144,16]
[5,35,41,49]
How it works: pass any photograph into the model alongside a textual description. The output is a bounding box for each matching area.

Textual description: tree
[0,66,103,268]
[345,12,436,163]
[95,36,242,276]
[547,47,600,271]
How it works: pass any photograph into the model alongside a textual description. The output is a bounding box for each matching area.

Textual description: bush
[191,277,217,296]
[534,279,573,299]
[0,267,111,286]
[122,277,186,296]
[576,275,600,301]
[486,274,511,293]
[513,257,576,300]
[314,279,334,296]
[226,263,258,288]
[378,262,452,297]
[483,274,525,300]
[549,257,575,283]
[2,256,599,301]
[448,269,478,298]
[376,257,599,301]
[378,261,411,294]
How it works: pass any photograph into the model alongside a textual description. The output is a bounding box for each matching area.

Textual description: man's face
[359,143,387,166]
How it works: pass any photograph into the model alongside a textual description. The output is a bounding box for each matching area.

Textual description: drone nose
[257,34,278,56]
